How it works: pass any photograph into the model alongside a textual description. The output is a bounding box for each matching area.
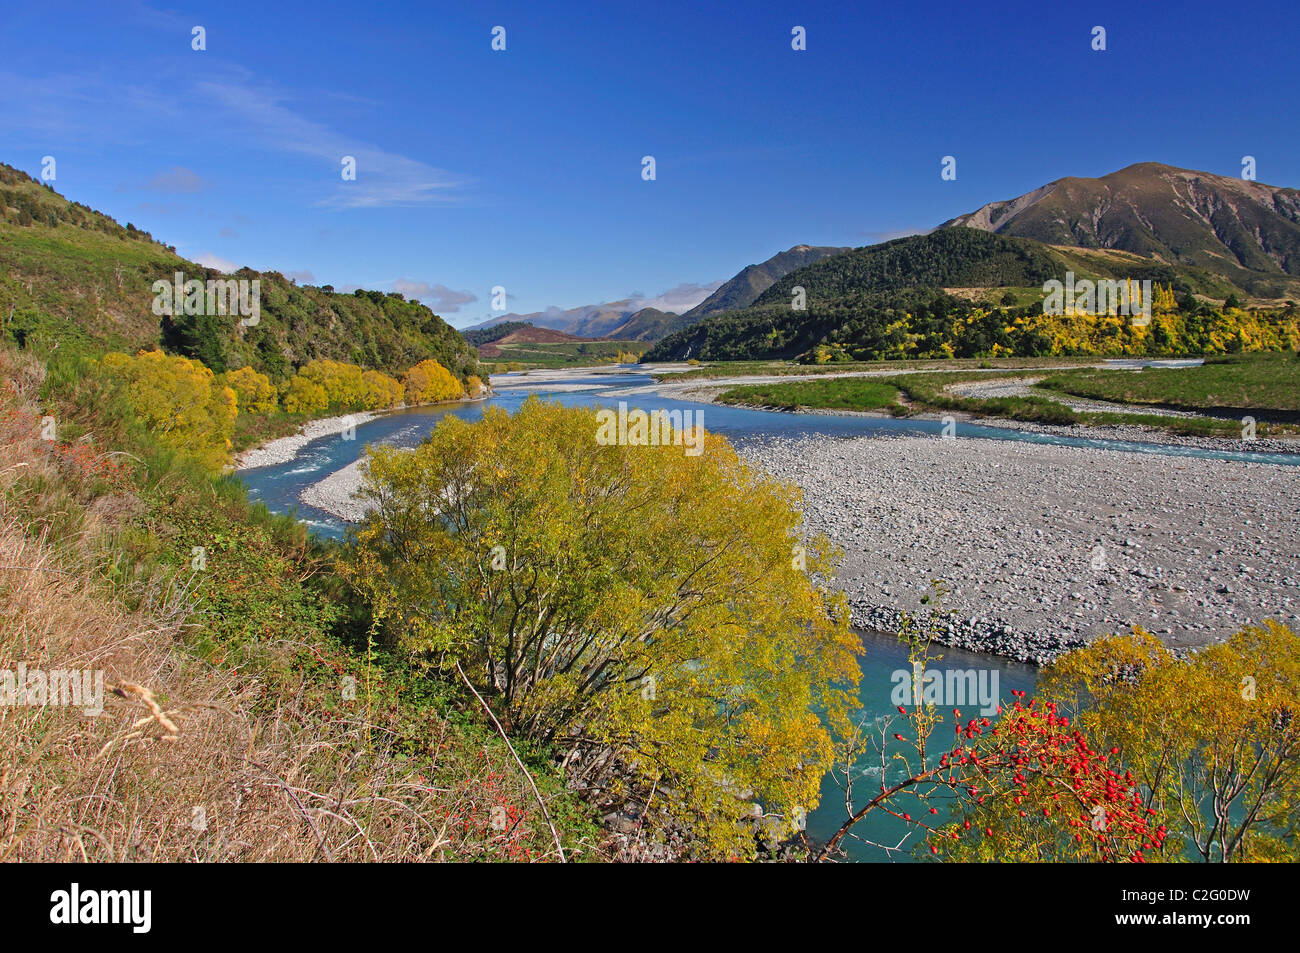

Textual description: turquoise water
[235,366,1292,860]
[239,369,1299,539]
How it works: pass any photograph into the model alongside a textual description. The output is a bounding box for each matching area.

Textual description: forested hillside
[0,163,477,384]
[646,228,1294,362]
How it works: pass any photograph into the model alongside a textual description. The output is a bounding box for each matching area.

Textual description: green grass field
[656,355,1102,382]
[481,339,649,370]
[715,361,1289,438]
[1039,352,1300,414]
[717,377,902,412]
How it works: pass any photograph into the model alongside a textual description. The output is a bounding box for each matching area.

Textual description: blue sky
[2,0,1297,327]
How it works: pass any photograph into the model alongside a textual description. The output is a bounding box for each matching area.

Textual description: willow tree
[1040,622,1300,862]
[345,397,860,855]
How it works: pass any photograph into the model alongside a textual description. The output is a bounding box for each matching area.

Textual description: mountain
[941,162,1300,299]
[643,226,1275,363]
[0,162,478,382]
[604,307,692,341]
[646,229,1066,361]
[462,280,726,341]
[682,244,850,320]
[460,245,843,343]
[460,320,532,347]
[465,302,648,339]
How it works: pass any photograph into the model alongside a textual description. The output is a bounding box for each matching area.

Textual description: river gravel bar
[236,412,381,470]
[738,434,1300,662]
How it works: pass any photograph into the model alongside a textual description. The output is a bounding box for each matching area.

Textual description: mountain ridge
[941,162,1300,297]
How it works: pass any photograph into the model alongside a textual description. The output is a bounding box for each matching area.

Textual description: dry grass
[0,349,581,862]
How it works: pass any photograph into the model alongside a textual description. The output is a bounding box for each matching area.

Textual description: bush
[402,359,464,404]
[223,366,277,415]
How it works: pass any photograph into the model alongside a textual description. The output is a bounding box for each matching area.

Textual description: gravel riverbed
[236,412,380,470]
[736,433,1300,664]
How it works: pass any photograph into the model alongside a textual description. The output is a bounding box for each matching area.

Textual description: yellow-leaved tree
[223,365,278,415]
[1040,622,1300,862]
[402,359,463,405]
[344,397,861,858]
[360,369,405,409]
[101,349,237,471]
[281,373,328,414]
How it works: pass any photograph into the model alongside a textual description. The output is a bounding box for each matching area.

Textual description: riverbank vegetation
[0,344,602,861]
[815,597,1300,862]
[6,334,1297,861]
[1039,351,1300,417]
[716,354,1299,439]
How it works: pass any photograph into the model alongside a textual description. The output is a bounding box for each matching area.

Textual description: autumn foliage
[402,358,465,405]
[346,397,861,858]
[100,349,237,472]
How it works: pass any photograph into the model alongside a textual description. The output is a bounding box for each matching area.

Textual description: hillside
[477,324,592,357]
[648,230,1072,360]
[605,307,692,341]
[0,163,478,383]
[683,243,850,320]
[942,162,1300,299]
[460,320,532,346]
[644,227,1295,362]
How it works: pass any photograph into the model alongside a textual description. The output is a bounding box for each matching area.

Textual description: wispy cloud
[146,165,206,193]
[195,79,470,208]
[391,280,478,312]
[627,281,724,313]
[193,252,239,272]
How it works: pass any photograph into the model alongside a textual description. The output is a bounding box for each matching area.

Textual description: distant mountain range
[482,162,1300,355]
[942,162,1300,299]
[462,245,848,343]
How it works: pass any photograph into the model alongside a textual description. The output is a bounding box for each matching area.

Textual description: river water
[235,364,1291,860]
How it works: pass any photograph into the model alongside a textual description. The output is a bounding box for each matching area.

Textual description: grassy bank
[1039,351,1300,416]
[655,355,1101,383]
[1,345,601,861]
[716,362,1284,438]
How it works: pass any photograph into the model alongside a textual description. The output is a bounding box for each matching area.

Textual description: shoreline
[235,411,382,471]
[234,394,493,471]
[700,394,1300,457]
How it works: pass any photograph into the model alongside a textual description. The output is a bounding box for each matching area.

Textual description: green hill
[682,243,849,320]
[606,307,692,341]
[0,162,477,382]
